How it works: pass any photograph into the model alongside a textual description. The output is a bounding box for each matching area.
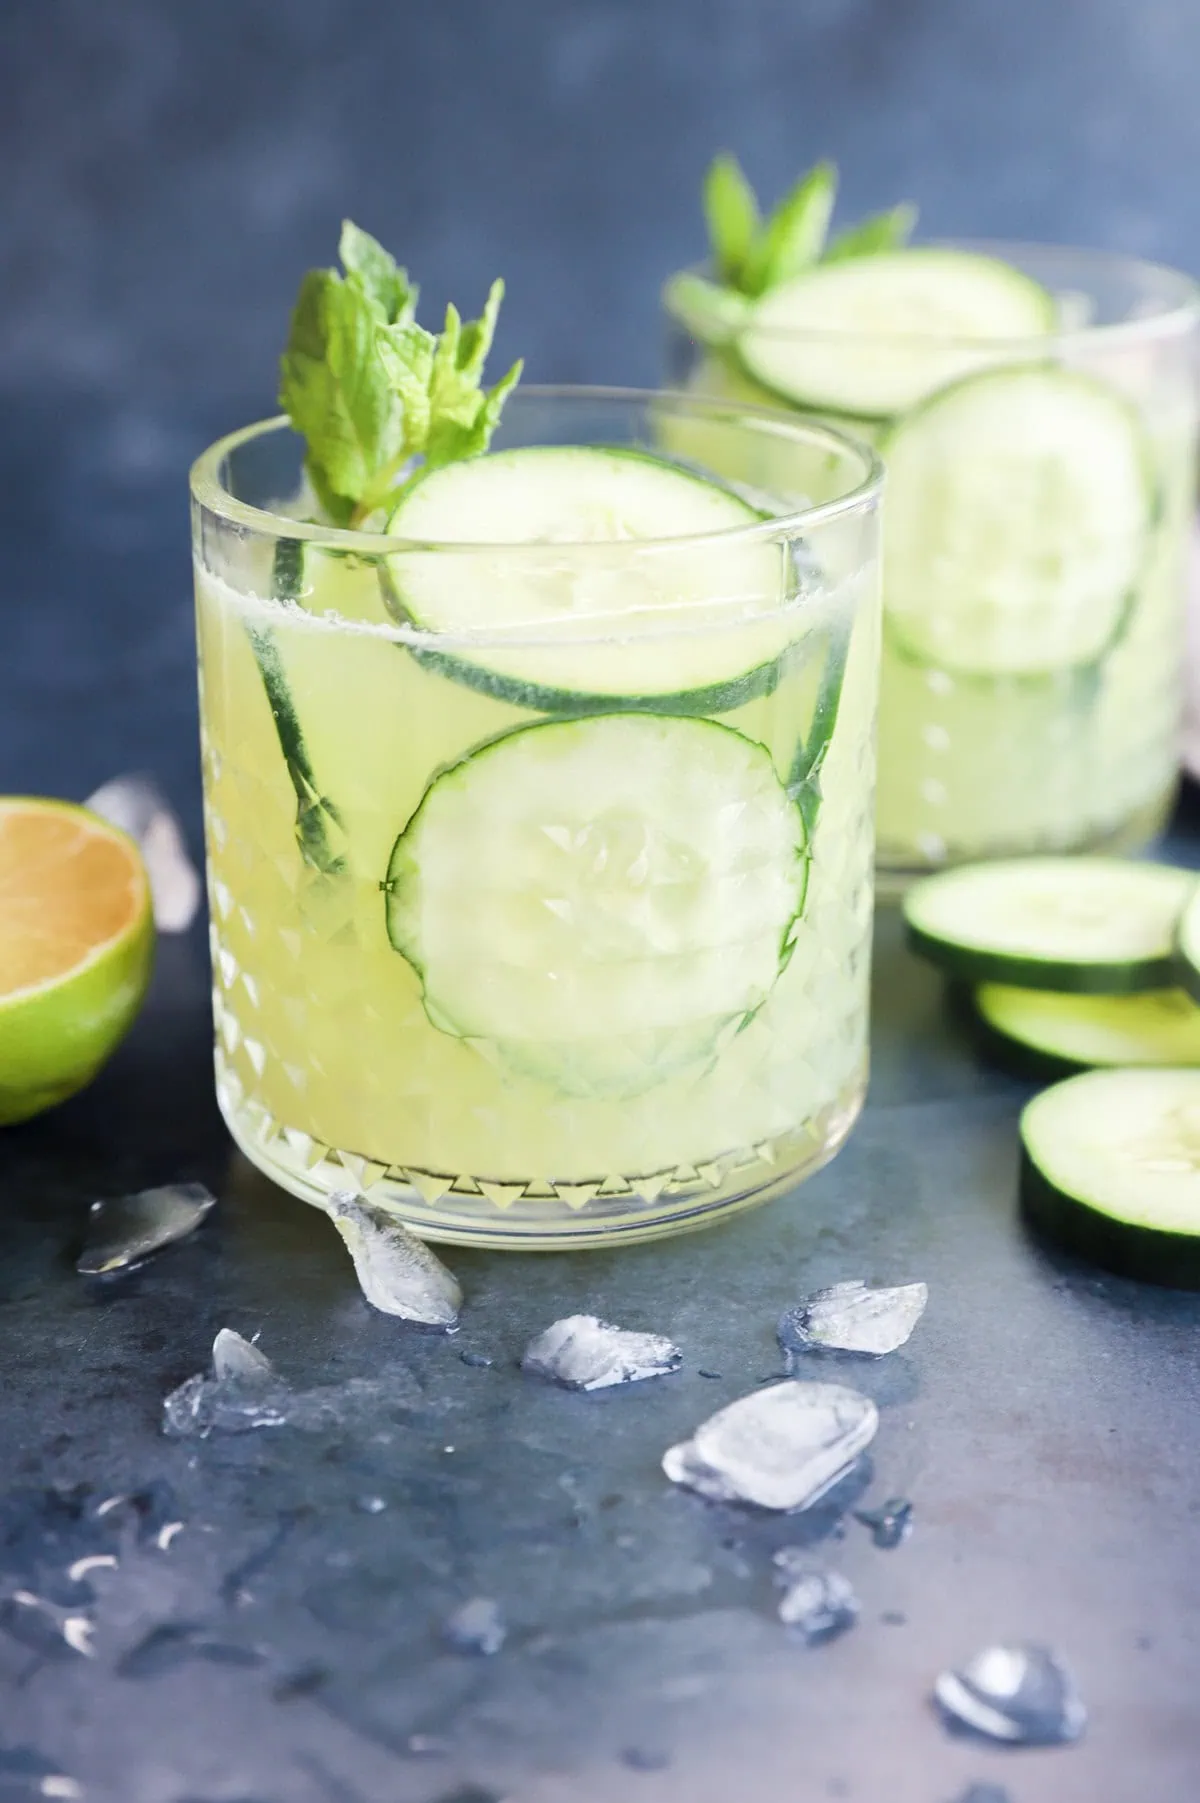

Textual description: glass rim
[664,239,1200,354]
[189,384,884,557]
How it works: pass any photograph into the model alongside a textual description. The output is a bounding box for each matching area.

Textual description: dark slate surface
[4,896,1200,1803]
[5,3,1200,1797]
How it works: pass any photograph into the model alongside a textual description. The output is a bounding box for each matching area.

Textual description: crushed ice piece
[356,1495,387,1514]
[521,1315,682,1391]
[460,1350,495,1369]
[211,1328,275,1386]
[443,1596,506,1656]
[772,1554,859,1642]
[950,1787,1012,1803]
[934,1643,1086,1746]
[162,1372,289,1437]
[854,1496,913,1549]
[326,1191,462,1325]
[778,1280,928,1357]
[0,1749,84,1799]
[85,774,201,932]
[163,1330,288,1437]
[663,1380,877,1512]
[76,1183,215,1275]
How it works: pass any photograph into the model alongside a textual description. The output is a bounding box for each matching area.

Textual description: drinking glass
[191,389,881,1245]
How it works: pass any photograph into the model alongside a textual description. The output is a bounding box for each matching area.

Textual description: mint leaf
[663,272,752,346]
[703,154,760,287]
[279,269,404,525]
[824,201,918,262]
[280,225,521,527]
[424,287,522,471]
[338,220,418,326]
[743,160,837,294]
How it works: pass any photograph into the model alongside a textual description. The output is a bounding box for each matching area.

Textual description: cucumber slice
[882,365,1154,678]
[1176,886,1200,1005]
[904,858,1195,993]
[384,714,808,1098]
[384,446,798,709]
[240,542,346,875]
[975,984,1200,1080]
[737,248,1056,418]
[1020,1068,1200,1288]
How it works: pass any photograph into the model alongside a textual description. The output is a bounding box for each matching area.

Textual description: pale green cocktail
[666,161,1200,879]
[192,387,881,1246]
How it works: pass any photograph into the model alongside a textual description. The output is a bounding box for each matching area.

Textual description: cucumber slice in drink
[904,858,1195,993]
[974,984,1200,1080]
[737,248,1056,418]
[384,446,799,711]
[1020,1068,1200,1288]
[882,365,1155,678]
[384,714,808,1098]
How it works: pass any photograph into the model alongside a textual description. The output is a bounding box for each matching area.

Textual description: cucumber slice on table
[1020,1068,1200,1288]
[904,858,1196,993]
[736,248,1056,419]
[384,713,808,1098]
[882,365,1155,678]
[384,446,800,713]
[974,984,1200,1080]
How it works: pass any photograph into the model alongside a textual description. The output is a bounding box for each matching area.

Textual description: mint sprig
[279,222,522,529]
[697,155,917,299]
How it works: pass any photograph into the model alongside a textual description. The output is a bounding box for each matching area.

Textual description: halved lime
[0,798,155,1124]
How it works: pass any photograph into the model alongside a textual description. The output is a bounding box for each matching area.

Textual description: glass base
[216,1061,867,1249]
[875,779,1179,899]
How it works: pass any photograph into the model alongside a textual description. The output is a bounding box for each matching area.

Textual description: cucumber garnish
[384,714,808,1099]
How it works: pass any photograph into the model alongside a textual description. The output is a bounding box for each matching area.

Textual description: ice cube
[162,1329,287,1437]
[854,1496,913,1549]
[326,1192,462,1326]
[663,1381,878,1512]
[76,1183,215,1276]
[779,1280,928,1357]
[934,1642,1086,1745]
[161,1372,290,1437]
[85,774,201,932]
[771,1555,859,1642]
[443,1596,507,1656]
[521,1315,682,1391]
[211,1329,275,1386]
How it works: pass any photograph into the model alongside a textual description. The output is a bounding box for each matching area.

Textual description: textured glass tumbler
[192,388,881,1247]
[667,246,1200,883]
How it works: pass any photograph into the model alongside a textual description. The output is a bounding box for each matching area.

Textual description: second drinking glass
[667,239,1200,881]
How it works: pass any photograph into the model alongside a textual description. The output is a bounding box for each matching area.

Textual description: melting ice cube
[772,1553,859,1642]
[934,1642,1087,1746]
[211,1329,275,1386]
[521,1315,682,1391]
[85,774,201,932]
[326,1192,462,1326]
[442,1596,507,1656]
[162,1328,288,1437]
[778,1280,928,1357]
[663,1381,878,1512]
[76,1183,215,1276]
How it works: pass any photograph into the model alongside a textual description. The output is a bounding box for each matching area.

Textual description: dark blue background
[4,0,1200,819]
